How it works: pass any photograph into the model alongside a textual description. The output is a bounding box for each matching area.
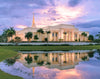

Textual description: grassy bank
[0,45,100,79]
[0,49,22,79]
[0,45,100,51]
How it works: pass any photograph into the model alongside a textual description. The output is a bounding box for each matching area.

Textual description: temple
[15,14,89,42]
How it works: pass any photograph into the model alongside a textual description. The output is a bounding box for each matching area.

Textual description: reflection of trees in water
[4,54,21,66]
[95,49,100,59]
[25,54,33,64]
[37,61,44,66]
[88,52,95,58]
[34,56,39,61]
[81,56,88,61]
[5,58,16,66]
[97,49,100,55]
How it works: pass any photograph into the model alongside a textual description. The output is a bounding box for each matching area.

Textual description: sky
[0,0,100,35]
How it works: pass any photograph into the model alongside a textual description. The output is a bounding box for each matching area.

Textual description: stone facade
[15,24,89,42]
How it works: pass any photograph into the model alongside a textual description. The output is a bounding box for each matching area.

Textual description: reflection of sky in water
[0,51,100,79]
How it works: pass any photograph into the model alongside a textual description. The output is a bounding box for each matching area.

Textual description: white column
[68,32,70,41]
[49,53,53,63]
[58,32,61,40]
[54,32,56,41]
[65,53,69,63]
[61,54,63,65]
[61,29,64,39]
[72,53,75,63]
[77,33,79,41]
[72,31,74,41]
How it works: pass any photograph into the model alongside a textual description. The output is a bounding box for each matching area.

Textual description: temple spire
[32,13,36,28]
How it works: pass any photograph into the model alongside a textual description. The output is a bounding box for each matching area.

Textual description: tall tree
[34,35,39,41]
[25,32,33,42]
[96,32,100,39]
[81,32,87,41]
[2,27,16,42]
[88,35,94,41]
[37,28,44,41]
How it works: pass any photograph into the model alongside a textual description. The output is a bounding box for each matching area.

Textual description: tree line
[0,27,99,43]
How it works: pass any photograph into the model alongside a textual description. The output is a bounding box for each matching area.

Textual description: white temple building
[15,14,89,42]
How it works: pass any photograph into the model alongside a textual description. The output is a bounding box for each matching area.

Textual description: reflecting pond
[0,50,100,79]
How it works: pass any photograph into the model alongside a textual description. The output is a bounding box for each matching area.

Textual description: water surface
[0,50,100,79]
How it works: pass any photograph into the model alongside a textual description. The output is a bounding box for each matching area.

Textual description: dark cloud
[49,0,55,6]
[0,0,48,6]
[76,20,100,28]
[68,0,82,7]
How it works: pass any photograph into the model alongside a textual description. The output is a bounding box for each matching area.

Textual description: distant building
[15,14,89,42]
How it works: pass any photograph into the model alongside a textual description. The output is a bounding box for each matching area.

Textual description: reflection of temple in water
[18,52,89,70]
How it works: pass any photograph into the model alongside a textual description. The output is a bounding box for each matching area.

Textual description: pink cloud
[16,25,27,29]
[35,4,87,27]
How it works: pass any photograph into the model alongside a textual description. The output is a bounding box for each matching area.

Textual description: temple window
[56,57,57,62]
[56,32,58,37]
[52,58,54,62]
[52,33,54,37]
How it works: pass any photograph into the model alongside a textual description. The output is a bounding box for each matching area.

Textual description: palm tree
[96,32,100,39]
[63,32,67,41]
[88,35,94,41]
[3,27,16,42]
[46,31,51,42]
[34,35,39,41]
[81,32,87,41]
[25,32,33,42]
[37,28,44,41]
[1,32,8,42]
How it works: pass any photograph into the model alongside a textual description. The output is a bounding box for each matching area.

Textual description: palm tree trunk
[28,38,31,42]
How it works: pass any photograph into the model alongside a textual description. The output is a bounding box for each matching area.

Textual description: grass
[0,45,100,79]
[0,49,23,79]
[0,45,100,51]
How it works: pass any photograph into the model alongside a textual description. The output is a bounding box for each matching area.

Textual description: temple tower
[32,13,36,28]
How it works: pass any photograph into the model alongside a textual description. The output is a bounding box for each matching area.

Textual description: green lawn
[0,45,100,51]
[0,49,23,79]
[0,45,100,79]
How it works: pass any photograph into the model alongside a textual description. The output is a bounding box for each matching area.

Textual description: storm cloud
[68,0,83,7]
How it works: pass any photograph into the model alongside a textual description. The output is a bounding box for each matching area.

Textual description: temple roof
[43,24,79,31]
[16,27,39,34]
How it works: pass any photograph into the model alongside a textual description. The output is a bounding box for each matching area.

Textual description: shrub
[15,36,21,42]
[45,53,48,56]
[79,38,80,42]
[46,62,51,65]
[75,39,77,41]
[9,39,15,43]
[59,39,63,42]
[63,61,67,63]
[45,38,48,42]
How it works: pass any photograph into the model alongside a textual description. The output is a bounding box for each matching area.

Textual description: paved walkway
[0,42,98,45]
